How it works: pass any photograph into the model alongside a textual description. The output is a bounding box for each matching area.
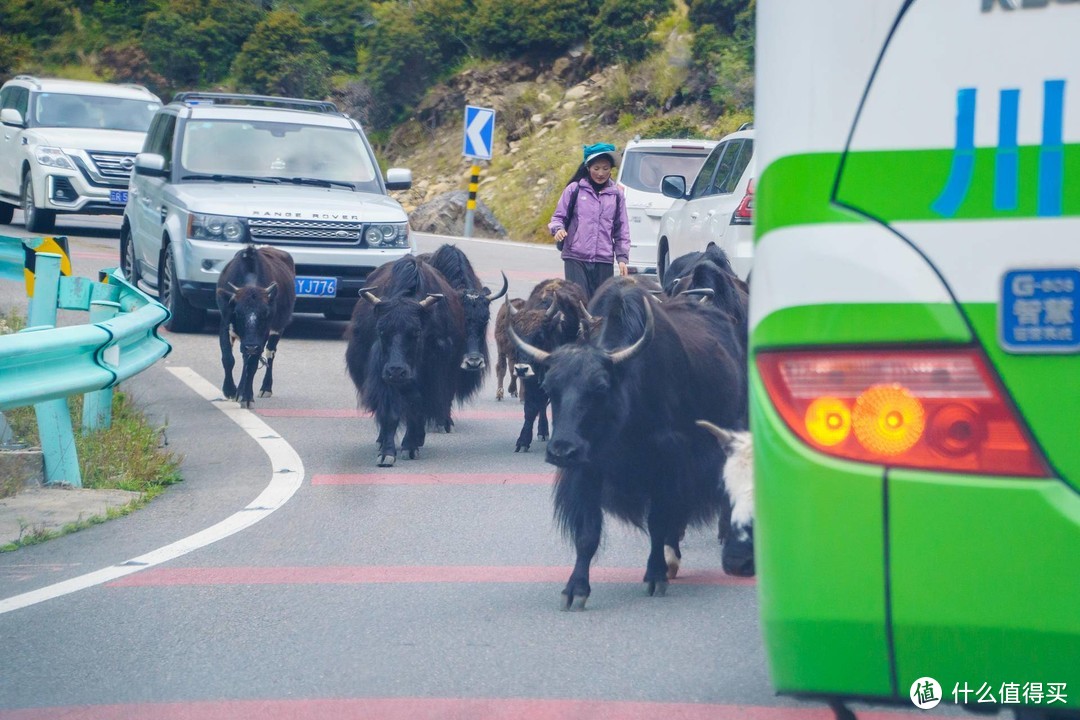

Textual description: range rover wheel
[22,174,56,234]
[160,243,206,333]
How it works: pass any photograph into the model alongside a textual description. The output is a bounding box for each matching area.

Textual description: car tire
[22,174,56,234]
[120,227,139,285]
[160,243,206,333]
[657,241,670,286]
[0,202,14,225]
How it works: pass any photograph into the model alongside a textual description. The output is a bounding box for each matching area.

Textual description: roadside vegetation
[0,306,181,549]
[0,0,755,239]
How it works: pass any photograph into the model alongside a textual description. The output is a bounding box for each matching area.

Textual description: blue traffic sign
[463,105,495,160]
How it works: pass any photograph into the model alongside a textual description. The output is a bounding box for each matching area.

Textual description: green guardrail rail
[0,234,172,487]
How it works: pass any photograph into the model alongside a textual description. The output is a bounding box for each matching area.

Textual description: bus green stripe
[757,145,1080,238]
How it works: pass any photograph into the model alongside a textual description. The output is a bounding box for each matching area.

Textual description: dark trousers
[564,259,614,300]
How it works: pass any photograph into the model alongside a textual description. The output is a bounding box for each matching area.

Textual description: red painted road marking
[256,408,526,420]
[106,565,756,587]
[0,697,951,719]
[312,472,552,485]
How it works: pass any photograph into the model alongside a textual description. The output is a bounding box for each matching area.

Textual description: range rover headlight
[189,213,246,242]
[365,222,409,248]
[35,146,76,171]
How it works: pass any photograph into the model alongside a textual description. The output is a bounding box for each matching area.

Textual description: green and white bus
[753,1,1079,716]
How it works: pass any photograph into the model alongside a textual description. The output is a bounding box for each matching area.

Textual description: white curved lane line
[0,366,304,616]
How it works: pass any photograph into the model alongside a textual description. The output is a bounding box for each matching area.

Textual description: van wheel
[22,174,56,233]
[0,202,14,225]
[160,244,206,333]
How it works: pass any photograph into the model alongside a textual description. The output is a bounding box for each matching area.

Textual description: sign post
[462,105,495,238]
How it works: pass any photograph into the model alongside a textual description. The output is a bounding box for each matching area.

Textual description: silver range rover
[121,92,414,331]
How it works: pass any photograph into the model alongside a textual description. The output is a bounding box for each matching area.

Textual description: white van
[615,137,717,275]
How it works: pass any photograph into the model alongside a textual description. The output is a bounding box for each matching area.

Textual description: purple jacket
[548,178,630,264]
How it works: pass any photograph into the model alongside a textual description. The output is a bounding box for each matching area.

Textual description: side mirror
[134,152,167,177]
[0,108,25,128]
[385,167,412,191]
[661,175,686,199]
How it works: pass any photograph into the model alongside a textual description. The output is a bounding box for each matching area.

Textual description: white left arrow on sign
[466,109,492,158]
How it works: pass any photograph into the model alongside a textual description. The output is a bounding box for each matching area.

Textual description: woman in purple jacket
[549,142,631,299]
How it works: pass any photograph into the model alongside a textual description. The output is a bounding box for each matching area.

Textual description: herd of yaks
[212,241,755,607]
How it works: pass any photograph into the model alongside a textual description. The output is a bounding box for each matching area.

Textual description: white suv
[122,92,414,332]
[615,136,718,275]
[0,76,162,232]
[656,127,755,282]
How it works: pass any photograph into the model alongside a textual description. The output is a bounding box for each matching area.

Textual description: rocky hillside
[385,34,752,243]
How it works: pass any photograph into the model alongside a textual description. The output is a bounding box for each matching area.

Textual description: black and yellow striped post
[463,164,480,238]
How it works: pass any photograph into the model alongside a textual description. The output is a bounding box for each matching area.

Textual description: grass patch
[4,391,181,494]
[2,503,138,553]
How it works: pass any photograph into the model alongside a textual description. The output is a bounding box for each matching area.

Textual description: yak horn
[681,288,715,299]
[608,298,654,365]
[487,272,509,302]
[578,301,594,323]
[418,293,444,309]
[358,286,382,305]
[507,314,550,365]
[229,282,242,292]
[506,296,519,317]
[545,300,559,319]
[696,419,734,446]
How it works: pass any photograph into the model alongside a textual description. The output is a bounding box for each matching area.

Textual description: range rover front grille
[247,218,364,246]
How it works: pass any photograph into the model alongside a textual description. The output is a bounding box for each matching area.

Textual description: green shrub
[590,0,673,65]
[232,10,331,98]
[472,0,598,59]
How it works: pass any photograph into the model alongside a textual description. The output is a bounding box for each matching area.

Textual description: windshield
[619,148,715,193]
[32,93,160,132]
[179,119,380,191]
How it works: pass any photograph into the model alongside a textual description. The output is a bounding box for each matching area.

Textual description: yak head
[361,288,443,386]
[506,287,585,380]
[509,297,654,467]
[222,282,278,357]
[459,272,508,371]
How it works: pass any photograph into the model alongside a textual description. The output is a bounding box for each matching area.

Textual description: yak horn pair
[227,281,277,295]
[506,296,654,366]
[359,287,443,308]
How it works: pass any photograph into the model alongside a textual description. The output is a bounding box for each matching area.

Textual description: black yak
[503,278,588,453]
[510,276,745,608]
[423,244,507,405]
[345,255,466,466]
[216,245,296,409]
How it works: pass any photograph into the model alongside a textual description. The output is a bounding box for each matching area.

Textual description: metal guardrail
[0,234,172,487]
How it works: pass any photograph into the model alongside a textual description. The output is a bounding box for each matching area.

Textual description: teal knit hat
[583,142,617,167]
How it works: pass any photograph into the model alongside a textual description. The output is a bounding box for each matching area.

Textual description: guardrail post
[83,300,122,432]
[27,253,82,488]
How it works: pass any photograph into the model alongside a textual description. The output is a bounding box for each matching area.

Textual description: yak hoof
[407,447,418,459]
[646,580,669,597]
[561,593,588,612]
[496,390,504,401]
[377,454,396,467]
[515,442,530,453]
[240,400,253,409]
[537,432,548,442]
[259,390,272,398]
[664,546,681,579]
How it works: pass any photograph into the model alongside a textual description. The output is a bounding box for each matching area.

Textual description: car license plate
[295,276,338,297]
[109,190,128,205]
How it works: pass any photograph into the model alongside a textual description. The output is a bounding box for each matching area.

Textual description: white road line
[0,366,304,616]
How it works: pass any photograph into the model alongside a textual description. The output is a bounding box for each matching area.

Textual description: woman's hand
[553,228,568,243]
[618,261,628,277]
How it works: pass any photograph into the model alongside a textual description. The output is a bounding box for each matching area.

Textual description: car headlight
[188,213,246,242]
[35,146,76,171]
[364,222,409,248]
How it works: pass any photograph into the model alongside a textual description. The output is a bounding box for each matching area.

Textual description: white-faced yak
[216,245,296,409]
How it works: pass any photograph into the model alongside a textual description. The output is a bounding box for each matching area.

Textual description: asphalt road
[0,212,956,719]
